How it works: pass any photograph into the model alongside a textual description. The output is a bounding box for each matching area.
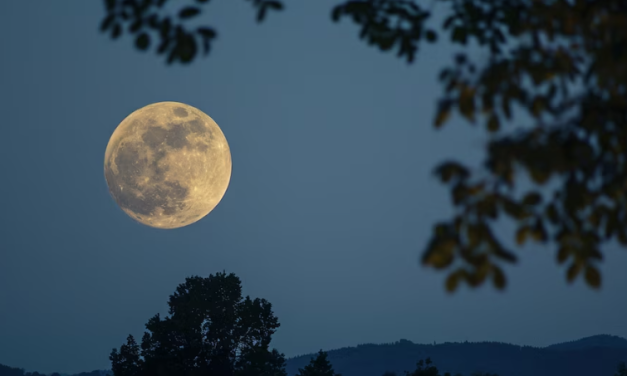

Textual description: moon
[104,101,231,229]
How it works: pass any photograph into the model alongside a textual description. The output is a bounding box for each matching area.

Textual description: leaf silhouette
[179,7,201,19]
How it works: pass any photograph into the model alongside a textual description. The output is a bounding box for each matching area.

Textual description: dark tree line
[1,273,626,376]
[105,272,626,376]
[108,271,482,376]
[0,367,109,376]
[109,272,286,376]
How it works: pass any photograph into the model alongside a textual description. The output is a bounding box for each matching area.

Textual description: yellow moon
[104,102,231,229]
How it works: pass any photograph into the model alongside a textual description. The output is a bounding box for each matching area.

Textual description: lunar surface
[104,102,231,229]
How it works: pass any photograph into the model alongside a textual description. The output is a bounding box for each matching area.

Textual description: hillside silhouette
[545,335,627,351]
[285,335,627,376]
[2,335,626,376]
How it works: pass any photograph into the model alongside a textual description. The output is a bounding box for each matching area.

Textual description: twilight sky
[0,0,626,374]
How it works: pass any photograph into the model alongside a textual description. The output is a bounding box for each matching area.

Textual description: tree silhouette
[296,350,341,376]
[402,358,464,376]
[404,358,440,376]
[616,362,627,376]
[109,271,286,376]
[99,0,627,290]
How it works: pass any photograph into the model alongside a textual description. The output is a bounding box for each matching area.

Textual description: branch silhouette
[98,0,627,291]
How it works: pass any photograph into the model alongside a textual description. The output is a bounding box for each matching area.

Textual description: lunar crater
[104,102,231,229]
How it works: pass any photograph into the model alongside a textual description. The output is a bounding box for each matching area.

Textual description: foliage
[401,358,463,376]
[99,0,284,64]
[99,0,627,290]
[0,364,48,376]
[418,0,627,292]
[0,365,27,376]
[0,365,109,376]
[295,350,342,376]
[616,362,627,376]
[109,271,286,376]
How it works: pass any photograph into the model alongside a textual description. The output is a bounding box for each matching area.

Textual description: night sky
[1,1,626,374]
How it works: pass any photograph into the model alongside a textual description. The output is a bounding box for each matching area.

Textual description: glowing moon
[104,102,231,229]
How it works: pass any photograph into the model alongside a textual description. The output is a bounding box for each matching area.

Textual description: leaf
[147,15,159,28]
[452,183,469,205]
[466,269,487,287]
[111,23,122,39]
[129,19,143,33]
[435,99,453,128]
[493,247,517,263]
[588,247,603,261]
[502,199,528,220]
[529,168,550,184]
[177,34,198,63]
[425,30,437,42]
[618,228,627,245]
[160,18,172,37]
[492,266,506,289]
[458,86,476,121]
[487,113,500,132]
[556,246,569,264]
[104,0,116,11]
[584,265,601,288]
[438,68,452,81]
[257,5,267,22]
[135,33,150,50]
[445,271,461,292]
[100,14,115,32]
[532,220,548,242]
[157,37,171,54]
[605,212,619,239]
[466,224,481,248]
[545,204,559,224]
[434,223,449,237]
[515,226,530,245]
[522,192,542,206]
[501,97,512,119]
[196,27,216,54]
[425,239,456,269]
[434,161,469,182]
[478,195,498,219]
[264,1,284,10]
[443,15,456,29]
[566,262,582,282]
[452,26,468,44]
[331,5,344,22]
[197,27,216,39]
[179,7,201,19]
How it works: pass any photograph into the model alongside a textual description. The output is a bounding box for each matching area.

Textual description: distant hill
[286,336,627,376]
[2,335,626,376]
[545,334,627,351]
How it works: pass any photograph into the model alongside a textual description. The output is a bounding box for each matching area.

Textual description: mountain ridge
[2,335,626,376]
[545,334,627,351]
[286,334,627,376]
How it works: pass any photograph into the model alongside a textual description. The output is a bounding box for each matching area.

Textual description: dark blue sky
[1,0,626,374]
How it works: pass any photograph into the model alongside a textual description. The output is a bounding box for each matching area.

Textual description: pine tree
[295,350,341,376]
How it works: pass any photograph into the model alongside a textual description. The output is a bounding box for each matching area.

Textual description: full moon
[104,101,231,229]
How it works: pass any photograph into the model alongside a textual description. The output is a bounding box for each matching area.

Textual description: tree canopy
[109,271,287,376]
[295,350,342,376]
[99,0,627,291]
